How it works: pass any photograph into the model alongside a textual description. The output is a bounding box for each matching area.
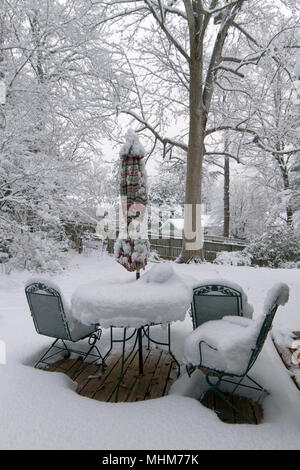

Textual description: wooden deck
[202,390,263,424]
[45,346,178,402]
[43,346,264,424]
[272,333,300,392]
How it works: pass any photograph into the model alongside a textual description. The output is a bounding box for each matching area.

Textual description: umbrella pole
[136,264,140,280]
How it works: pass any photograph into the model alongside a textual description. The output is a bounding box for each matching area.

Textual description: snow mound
[114,238,150,272]
[183,315,264,375]
[120,129,145,158]
[70,265,193,328]
[214,250,252,266]
[263,282,289,312]
[142,264,175,283]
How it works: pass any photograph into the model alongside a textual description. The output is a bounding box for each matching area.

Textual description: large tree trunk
[223,155,230,237]
[274,152,294,227]
[182,58,206,263]
[281,165,293,227]
[180,1,242,262]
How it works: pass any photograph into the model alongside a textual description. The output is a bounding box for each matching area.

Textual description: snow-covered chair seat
[25,279,105,376]
[190,279,253,330]
[183,282,289,423]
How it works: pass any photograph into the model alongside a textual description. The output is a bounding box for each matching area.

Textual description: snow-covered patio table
[70,264,194,401]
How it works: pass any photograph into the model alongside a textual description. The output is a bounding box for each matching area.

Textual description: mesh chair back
[191,284,242,329]
[247,303,278,371]
[25,282,71,340]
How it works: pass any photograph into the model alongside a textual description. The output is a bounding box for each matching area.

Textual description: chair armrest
[88,326,102,345]
[199,340,218,367]
[186,340,218,376]
[186,363,196,377]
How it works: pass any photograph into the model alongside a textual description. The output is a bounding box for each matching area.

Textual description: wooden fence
[107,233,246,262]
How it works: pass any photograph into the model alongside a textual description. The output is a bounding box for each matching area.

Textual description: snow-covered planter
[214,250,252,267]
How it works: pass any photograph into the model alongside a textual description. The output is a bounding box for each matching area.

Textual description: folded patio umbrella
[114,130,150,278]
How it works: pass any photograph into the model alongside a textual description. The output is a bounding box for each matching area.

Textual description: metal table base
[102,324,180,402]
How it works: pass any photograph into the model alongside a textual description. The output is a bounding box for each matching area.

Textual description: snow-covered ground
[0,250,299,450]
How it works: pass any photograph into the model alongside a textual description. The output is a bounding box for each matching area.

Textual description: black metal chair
[184,282,289,424]
[191,283,243,329]
[25,281,105,377]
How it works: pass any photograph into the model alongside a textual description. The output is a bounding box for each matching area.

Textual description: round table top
[70,264,194,329]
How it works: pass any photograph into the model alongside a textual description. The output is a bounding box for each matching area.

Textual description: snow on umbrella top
[114,130,150,276]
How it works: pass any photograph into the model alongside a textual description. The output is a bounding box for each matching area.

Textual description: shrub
[6,231,68,273]
[245,227,300,268]
[214,250,252,266]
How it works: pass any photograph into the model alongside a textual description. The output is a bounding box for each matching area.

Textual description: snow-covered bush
[0,252,9,262]
[148,250,161,263]
[278,261,300,269]
[245,227,300,268]
[214,250,252,266]
[0,237,11,264]
[6,231,67,273]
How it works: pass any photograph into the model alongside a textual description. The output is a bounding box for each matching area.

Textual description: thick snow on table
[71,264,194,328]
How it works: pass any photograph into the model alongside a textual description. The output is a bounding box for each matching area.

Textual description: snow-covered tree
[0,0,114,270]
[206,7,300,235]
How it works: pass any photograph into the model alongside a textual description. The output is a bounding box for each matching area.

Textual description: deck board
[272,336,300,391]
[202,390,262,424]
[41,348,263,423]
[43,346,178,403]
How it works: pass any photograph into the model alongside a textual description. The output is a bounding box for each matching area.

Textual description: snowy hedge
[6,231,68,273]
[214,227,300,269]
[245,227,300,268]
[214,250,252,267]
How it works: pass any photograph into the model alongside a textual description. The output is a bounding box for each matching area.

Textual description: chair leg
[34,330,106,377]
[201,372,256,424]
[245,374,269,403]
[34,338,71,370]
[221,373,269,403]
[70,329,106,379]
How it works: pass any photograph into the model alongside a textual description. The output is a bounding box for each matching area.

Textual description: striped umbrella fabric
[114,131,150,275]
[120,155,147,209]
